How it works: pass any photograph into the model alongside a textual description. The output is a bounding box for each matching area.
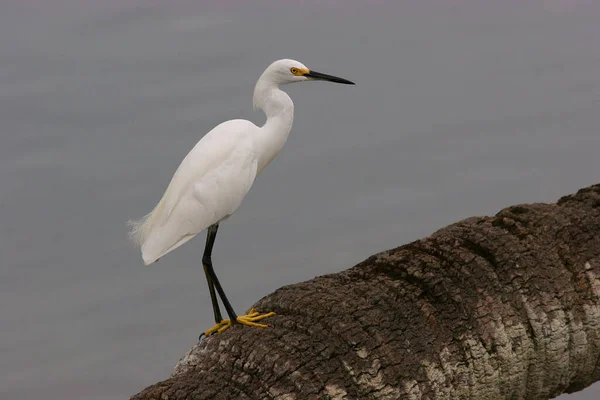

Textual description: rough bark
[131,184,600,400]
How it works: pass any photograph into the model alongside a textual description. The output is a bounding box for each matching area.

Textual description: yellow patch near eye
[291,67,309,76]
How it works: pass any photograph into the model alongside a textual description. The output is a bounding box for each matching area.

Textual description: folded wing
[128,119,259,265]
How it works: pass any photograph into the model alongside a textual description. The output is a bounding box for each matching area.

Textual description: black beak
[304,70,355,85]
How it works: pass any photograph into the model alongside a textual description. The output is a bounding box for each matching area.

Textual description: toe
[204,320,231,336]
[216,321,232,334]
[237,319,269,328]
[247,312,276,322]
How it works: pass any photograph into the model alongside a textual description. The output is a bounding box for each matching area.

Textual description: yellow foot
[203,319,232,337]
[236,308,276,328]
[202,309,276,337]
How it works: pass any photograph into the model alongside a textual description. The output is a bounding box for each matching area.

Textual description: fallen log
[132,184,600,400]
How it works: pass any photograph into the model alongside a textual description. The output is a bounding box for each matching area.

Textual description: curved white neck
[253,80,294,174]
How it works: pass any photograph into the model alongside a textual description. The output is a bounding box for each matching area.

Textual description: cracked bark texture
[131,184,600,400]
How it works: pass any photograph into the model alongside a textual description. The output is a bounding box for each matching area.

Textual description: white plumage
[128,59,353,266]
[128,120,258,264]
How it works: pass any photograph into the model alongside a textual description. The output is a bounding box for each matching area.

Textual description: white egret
[128,59,354,337]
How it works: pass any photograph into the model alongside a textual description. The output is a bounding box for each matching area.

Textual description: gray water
[1,1,599,399]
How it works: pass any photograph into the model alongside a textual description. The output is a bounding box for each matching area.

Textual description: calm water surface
[1,1,599,399]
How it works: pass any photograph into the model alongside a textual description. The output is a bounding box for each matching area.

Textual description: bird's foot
[236,308,276,328]
[200,309,276,339]
[203,319,232,337]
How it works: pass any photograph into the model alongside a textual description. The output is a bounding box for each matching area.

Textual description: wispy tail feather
[127,197,197,266]
[127,192,170,252]
[127,214,160,265]
[127,213,152,247]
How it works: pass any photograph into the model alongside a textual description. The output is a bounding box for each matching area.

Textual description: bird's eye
[290,67,300,75]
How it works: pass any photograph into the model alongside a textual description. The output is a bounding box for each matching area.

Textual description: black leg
[203,265,222,324]
[203,224,222,323]
[202,224,238,321]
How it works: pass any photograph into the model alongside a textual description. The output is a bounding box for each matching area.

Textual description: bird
[128,59,354,337]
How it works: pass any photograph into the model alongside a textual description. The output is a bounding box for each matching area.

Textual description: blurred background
[1,1,599,399]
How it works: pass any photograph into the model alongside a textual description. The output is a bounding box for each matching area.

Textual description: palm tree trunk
[131,184,600,400]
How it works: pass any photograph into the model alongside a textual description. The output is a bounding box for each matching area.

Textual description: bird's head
[262,59,355,86]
